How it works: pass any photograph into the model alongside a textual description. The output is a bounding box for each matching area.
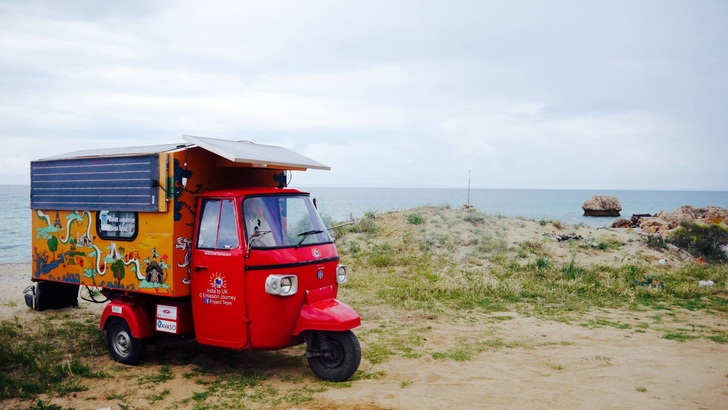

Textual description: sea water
[1,185,31,264]
[2,185,727,263]
[306,187,728,227]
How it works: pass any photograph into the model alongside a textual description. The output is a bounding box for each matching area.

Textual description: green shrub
[520,240,545,255]
[419,236,435,253]
[561,261,585,279]
[463,213,486,225]
[350,212,377,234]
[596,239,622,251]
[535,257,550,271]
[29,400,73,410]
[348,240,361,255]
[370,243,395,267]
[669,222,728,263]
[645,234,668,249]
[407,213,426,225]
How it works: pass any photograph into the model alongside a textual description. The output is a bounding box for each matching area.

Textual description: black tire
[106,318,146,365]
[307,330,361,382]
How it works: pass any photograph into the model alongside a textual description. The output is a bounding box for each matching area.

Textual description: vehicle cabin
[29,135,330,306]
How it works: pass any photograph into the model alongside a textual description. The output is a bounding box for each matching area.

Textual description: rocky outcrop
[611,218,632,228]
[611,214,656,229]
[611,205,728,234]
[638,218,670,234]
[582,196,622,217]
[652,205,728,230]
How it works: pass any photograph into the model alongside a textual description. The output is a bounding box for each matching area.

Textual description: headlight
[265,275,298,296]
[280,277,293,294]
[336,264,349,284]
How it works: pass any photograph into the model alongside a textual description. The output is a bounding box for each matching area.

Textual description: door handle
[194,265,208,272]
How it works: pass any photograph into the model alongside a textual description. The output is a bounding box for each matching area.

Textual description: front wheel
[106,318,146,365]
[306,330,361,382]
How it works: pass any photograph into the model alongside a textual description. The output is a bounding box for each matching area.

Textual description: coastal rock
[612,214,655,229]
[582,196,622,217]
[611,218,632,228]
[652,205,728,230]
[614,205,728,234]
[631,214,648,225]
[639,218,669,234]
[462,204,477,213]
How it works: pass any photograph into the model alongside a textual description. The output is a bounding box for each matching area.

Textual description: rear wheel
[306,330,361,382]
[106,318,146,365]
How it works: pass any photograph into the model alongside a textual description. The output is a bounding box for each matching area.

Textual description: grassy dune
[336,206,728,317]
[2,206,727,409]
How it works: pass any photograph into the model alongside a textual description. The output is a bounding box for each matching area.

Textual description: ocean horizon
[2,184,727,264]
[305,186,728,225]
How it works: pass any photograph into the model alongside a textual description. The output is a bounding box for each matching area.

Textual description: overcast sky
[1,1,726,190]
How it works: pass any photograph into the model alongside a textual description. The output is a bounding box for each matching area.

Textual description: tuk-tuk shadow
[144,339,309,377]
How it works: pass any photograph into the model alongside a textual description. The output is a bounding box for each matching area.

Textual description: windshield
[242,195,332,249]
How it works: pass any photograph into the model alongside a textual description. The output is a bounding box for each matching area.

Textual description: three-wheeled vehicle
[24,135,361,382]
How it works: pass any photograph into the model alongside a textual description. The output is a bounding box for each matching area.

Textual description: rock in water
[582,195,622,217]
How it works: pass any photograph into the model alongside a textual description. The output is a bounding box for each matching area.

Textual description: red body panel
[99,300,154,339]
[293,286,361,335]
[190,196,249,349]
[184,188,360,350]
[190,247,249,349]
[244,244,348,349]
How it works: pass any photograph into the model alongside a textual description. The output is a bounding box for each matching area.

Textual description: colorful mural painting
[29,144,283,298]
[30,149,204,297]
[32,208,178,294]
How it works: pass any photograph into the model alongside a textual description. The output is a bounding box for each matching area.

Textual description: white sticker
[156,305,178,320]
[156,319,177,334]
[111,306,123,314]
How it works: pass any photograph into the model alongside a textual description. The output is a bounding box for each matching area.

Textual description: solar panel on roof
[182,135,330,170]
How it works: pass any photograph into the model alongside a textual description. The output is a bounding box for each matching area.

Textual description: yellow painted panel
[31,209,188,296]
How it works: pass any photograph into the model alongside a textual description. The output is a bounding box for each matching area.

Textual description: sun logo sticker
[311,248,321,258]
[210,272,226,289]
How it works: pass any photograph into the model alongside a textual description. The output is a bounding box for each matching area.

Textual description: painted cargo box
[29,135,328,298]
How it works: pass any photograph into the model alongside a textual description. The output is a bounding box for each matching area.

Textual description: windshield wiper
[246,230,272,257]
[296,229,323,248]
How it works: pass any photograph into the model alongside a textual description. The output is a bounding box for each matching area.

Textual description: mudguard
[99,301,154,339]
[293,286,361,335]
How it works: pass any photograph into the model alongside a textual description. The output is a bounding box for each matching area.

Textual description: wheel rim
[320,340,345,368]
[113,329,131,358]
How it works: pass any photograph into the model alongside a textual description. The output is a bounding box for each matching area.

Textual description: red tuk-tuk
[25,136,362,381]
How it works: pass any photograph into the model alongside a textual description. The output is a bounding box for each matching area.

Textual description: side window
[96,211,138,241]
[197,199,239,250]
[218,199,239,248]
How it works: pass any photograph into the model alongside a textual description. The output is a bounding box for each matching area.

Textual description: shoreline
[4,191,728,265]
